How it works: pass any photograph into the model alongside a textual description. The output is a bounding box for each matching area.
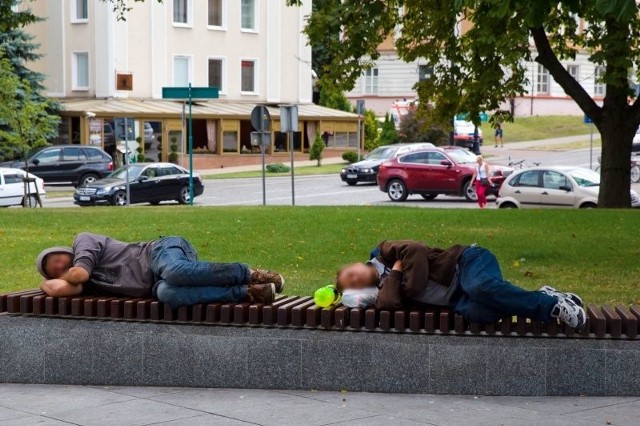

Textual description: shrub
[168,136,179,164]
[266,163,291,173]
[378,113,399,146]
[364,109,380,151]
[342,151,360,164]
[309,133,325,166]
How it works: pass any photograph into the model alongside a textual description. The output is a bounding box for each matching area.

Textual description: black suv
[0,145,113,187]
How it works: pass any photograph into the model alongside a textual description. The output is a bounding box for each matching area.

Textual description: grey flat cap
[36,246,73,278]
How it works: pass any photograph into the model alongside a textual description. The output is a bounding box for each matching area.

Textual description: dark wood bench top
[1,290,638,339]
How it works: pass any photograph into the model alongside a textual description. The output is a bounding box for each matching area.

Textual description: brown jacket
[374,240,468,310]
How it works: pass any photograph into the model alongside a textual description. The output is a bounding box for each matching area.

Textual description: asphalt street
[41,143,608,208]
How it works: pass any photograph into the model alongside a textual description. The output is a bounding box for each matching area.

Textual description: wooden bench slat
[601,304,622,338]
[587,305,607,338]
[615,305,637,339]
[291,299,316,327]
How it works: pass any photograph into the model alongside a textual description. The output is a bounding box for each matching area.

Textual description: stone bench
[1,290,639,396]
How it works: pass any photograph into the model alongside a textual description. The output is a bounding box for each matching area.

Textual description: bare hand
[392,260,403,272]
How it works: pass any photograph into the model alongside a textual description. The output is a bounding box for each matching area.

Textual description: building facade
[20,0,359,166]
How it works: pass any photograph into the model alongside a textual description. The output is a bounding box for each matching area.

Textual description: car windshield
[108,165,145,181]
[366,147,397,160]
[567,168,600,187]
[445,149,477,164]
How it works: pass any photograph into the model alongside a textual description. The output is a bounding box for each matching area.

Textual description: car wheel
[387,179,408,202]
[499,202,517,209]
[23,195,38,208]
[580,202,597,209]
[177,186,191,204]
[80,173,99,186]
[112,190,127,206]
[346,181,357,186]
[463,180,478,202]
[421,194,438,201]
[631,165,640,183]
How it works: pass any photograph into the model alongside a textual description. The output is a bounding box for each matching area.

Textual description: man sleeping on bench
[36,232,284,307]
[337,240,586,329]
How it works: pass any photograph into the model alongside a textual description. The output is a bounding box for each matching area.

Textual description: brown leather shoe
[247,283,275,304]
[250,269,285,293]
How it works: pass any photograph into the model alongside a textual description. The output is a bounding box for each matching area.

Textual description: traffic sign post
[162,85,219,205]
[356,100,365,161]
[280,105,299,206]
[584,115,594,169]
[251,105,271,206]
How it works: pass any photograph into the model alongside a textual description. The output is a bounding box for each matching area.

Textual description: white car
[0,168,46,208]
[497,166,640,208]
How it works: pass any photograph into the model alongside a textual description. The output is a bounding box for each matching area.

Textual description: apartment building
[21,0,359,166]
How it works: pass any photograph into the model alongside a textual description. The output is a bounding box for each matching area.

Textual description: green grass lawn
[1,207,638,305]
[204,163,347,180]
[480,115,592,143]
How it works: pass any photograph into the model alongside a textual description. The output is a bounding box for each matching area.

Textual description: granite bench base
[1,315,639,396]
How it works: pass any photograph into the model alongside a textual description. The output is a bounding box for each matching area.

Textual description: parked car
[497,166,640,208]
[453,120,483,149]
[74,163,204,206]
[340,143,435,185]
[377,147,513,202]
[0,145,113,187]
[0,168,46,208]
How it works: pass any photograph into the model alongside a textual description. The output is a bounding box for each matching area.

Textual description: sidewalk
[197,156,347,176]
[0,384,637,425]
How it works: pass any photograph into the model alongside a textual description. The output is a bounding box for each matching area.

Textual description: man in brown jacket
[336,240,586,329]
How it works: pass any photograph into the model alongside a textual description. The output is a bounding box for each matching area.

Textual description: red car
[377,147,513,202]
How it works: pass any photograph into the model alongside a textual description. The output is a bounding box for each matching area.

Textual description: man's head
[36,247,73,279]
[335,262,379,291]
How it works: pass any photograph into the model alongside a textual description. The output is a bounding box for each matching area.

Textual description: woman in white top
[470,155,491,208]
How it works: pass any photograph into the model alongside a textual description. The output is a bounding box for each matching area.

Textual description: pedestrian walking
[494,123,504,147]
[470,155,491,208]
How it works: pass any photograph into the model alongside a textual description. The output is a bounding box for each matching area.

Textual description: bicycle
[595,156,640,183]
[507,158,541,169]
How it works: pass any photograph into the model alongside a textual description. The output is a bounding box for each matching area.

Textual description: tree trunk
[598,112,633,208]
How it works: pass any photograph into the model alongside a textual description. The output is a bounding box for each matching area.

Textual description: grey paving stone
[485,347,546,395]
[503,415,603,426]
[329,414,432,425]
[0,405,31,422]
[604,350,640,396]
[87,385,187,399]
[92,331,145,386]
[153,413,254,425]
[457,395,637,415]
[570,399,640,425]
[370,342,429,393]
[0,415,74,425]
[547,349,606,396]
[43,328,94,385]
[429,344,487,394]
[246,338,301,389]
[0,323,45,383]
[301,339,375,392]
[46,398,203,426]
[142,334,248,388]
[0,384,132,416]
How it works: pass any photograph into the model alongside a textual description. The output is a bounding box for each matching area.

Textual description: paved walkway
[0,384,638,425]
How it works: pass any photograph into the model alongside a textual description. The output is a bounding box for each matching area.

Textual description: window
[173,0,190,25]
[419,65,433,81]
[241,0,257,31]
[3,174,22,185]
[594,66,605,96]
[72,52,89,90]
[514,171,540,187]
[542,170,571,191]
[364,68,379,95]
[223,131,238,152]
[62,147,86,161]
[400,152,429,164]
[208,58,224,92]
[428,152,448,165]
[73,0,88,22]
[85,148,107,160]
[241,60,256,93]
[173,56,192,86]
[208,0,224,27]
[33,148,62,164]
[567,65,579,82]
[536,64,550,94]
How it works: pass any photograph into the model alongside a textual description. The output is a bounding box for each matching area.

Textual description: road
[42,143,613,209]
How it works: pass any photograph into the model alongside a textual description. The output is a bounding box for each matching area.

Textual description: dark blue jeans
[453,246,557,323]
[150,237,250,308]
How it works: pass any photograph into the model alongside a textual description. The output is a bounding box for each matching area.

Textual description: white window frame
[173,55,193,86]
[172,0,193,27]
[207,0,227,30]
[240,0,259,33]
[566,64,580,82]
[536,64,550,95]
[71,0,89,24]
[207,56,227,95]
[594,66,606,97]
[71,51,89,91]
[240,58,259,95]
[364,68,379,95]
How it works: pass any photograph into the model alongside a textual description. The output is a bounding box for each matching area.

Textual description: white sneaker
[540,285,583,307]
[551,298,586,329]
